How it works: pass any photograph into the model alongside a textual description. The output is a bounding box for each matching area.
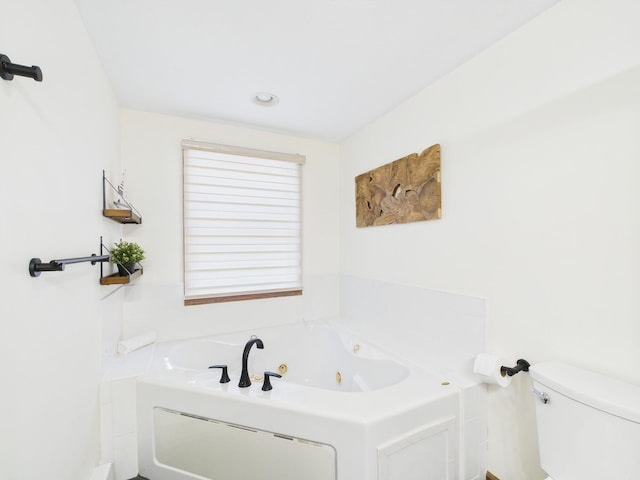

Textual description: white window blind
[182,140,304,304]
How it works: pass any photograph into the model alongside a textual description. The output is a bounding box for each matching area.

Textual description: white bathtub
[137,321,461,479]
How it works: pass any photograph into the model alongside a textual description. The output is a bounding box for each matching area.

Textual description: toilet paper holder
[500,359,530,377]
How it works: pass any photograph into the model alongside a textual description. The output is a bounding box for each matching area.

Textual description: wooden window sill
[185,289,302,306]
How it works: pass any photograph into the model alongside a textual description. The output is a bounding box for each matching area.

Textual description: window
[182,140,304,305]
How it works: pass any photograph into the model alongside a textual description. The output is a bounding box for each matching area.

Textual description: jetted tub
[137,322,461,479]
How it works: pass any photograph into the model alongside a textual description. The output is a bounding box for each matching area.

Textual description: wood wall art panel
[355,144,441,227]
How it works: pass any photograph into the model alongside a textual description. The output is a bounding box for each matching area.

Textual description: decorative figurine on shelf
[117,169,127,198]
[112,198,130,210]
[109,240,145,276]
[113,169,129,210]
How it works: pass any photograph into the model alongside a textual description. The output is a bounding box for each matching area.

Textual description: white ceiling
[75,0,560,142]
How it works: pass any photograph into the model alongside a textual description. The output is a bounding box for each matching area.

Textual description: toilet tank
[529,361,640,480]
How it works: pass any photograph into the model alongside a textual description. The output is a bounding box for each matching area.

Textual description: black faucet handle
[208,364,231,383]
[262,371,282,391]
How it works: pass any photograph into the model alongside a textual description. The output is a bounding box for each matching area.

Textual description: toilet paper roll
[117,331,157,354]
[473,353,512,387]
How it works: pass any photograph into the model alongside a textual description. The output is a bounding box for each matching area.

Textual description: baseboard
[486,472,500,480]
[89,464,113,480]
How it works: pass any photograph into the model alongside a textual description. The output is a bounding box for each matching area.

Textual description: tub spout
[239,338,264,388]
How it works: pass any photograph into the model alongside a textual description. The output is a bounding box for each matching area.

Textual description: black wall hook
[500,358,530,377]
[0,54,43,82]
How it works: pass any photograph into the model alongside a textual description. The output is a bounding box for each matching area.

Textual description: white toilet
[529,361,640,480]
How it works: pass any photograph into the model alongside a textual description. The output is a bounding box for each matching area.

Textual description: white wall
[119,110,341,341]
[339,0,640,478]
[5,1,639,478]
[0,1,122,479]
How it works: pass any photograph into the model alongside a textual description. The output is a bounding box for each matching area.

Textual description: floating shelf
[99,236,144,285]
[100,267,143,285]
[102,170,142,224]
[103,208,142,224]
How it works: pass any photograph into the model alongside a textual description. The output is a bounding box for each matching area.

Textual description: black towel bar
[29,254,109,277]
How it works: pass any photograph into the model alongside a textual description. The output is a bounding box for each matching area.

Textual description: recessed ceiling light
[252,92,279,106]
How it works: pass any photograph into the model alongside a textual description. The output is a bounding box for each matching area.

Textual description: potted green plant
[110,240,145,276]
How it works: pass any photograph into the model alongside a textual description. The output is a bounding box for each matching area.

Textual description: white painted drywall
[339,0,640,478]
[0,1,122,479]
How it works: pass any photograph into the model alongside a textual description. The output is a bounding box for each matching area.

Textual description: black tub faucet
[239,338,264,387]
